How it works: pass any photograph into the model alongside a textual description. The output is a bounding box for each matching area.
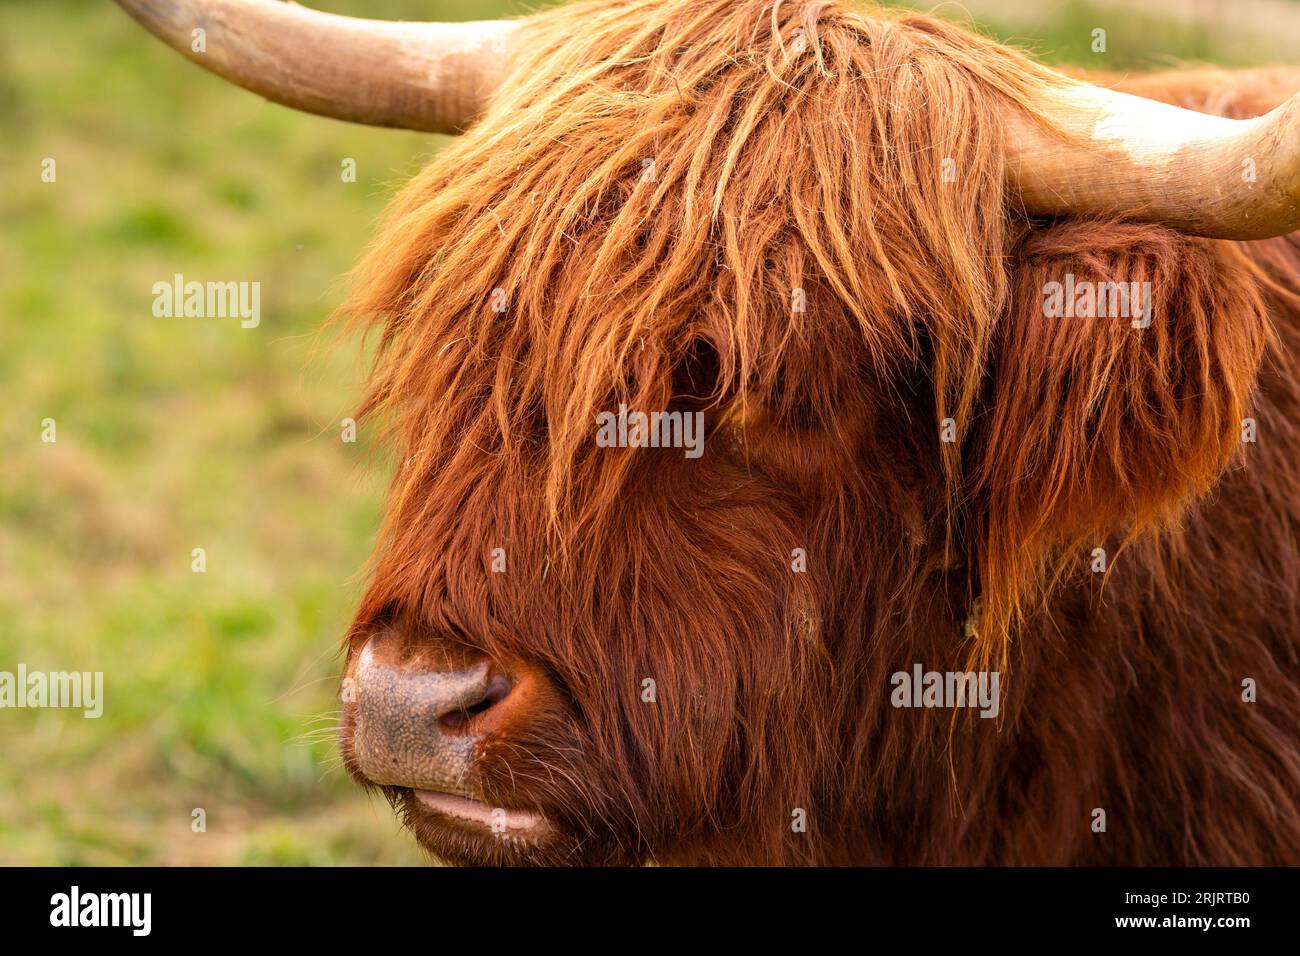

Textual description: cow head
[117,0,1294,864]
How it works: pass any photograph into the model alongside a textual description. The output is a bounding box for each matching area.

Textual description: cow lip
[412,789,553,841]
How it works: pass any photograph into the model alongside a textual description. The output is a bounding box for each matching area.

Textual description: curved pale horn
[114,3,1299,239]
[112,0,520,134]
[1008,83,1300,240]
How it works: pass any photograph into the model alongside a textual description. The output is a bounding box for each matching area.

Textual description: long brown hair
[340,0,1300,864]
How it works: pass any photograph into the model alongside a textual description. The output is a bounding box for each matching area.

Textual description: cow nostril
[438,673,514,733]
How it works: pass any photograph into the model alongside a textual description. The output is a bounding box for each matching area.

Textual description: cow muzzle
[345,628,537,800]
[342,623,571,857]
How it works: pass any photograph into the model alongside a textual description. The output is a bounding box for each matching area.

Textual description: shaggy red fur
[340,0,1300,864]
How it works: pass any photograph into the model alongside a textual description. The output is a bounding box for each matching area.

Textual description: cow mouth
[394,786,573,863]
[409,789,553,842]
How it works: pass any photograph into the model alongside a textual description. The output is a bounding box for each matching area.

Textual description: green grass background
[0,0,1280,864]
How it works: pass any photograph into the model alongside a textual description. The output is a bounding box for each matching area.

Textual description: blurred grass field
[0,0,1284,864]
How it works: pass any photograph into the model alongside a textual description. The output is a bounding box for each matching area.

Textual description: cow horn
[114,2,1300,239]
[111,0,520,134]
[1008,83,1300,240]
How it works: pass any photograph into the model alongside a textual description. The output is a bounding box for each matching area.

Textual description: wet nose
[349,630,517,793]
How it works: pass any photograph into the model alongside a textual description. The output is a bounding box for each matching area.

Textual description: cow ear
[965,221,1269,654]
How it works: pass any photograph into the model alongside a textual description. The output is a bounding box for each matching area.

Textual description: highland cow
[117,0,1300,865]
